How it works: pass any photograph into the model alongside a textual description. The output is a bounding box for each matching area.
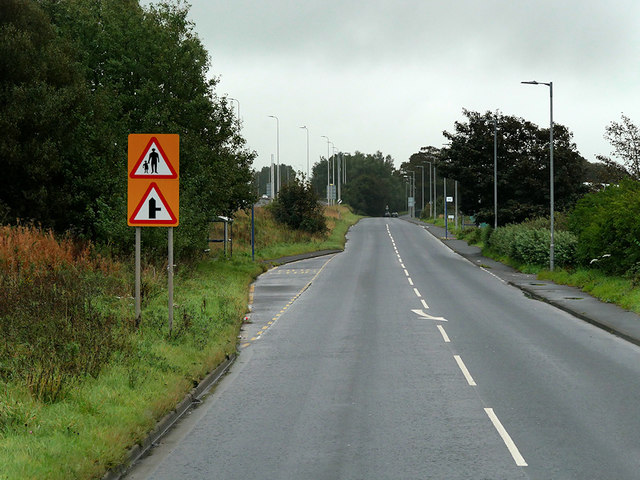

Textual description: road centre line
[404,269,409,276]
[484,408,528,467]
[437,325,450,342]
[421,299,429,309]
[408,278,414,286]
[454,355,477,386]
[413,288,422,298]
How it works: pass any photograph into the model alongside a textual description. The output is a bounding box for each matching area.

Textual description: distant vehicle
[391,212,398,217]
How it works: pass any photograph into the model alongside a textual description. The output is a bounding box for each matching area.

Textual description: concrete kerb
[103,354,236,480]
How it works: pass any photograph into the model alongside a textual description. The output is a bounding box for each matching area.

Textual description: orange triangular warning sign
[129,137,178,179]
[129,183,178,225]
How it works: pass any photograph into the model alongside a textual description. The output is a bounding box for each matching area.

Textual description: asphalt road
[126,218,640,479]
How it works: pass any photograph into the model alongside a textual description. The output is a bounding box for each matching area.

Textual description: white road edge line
[453,355,477,386]
[484,408,528,467]
[437,325,450,342]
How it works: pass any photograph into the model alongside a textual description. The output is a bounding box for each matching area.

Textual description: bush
[269,178,327,234]
[0,225,130,402]
[569,179,640,275]
[488,223,577,268]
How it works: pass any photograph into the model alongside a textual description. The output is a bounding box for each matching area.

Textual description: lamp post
[321,135,330,204]
[300,126,309,180]
[522,80,554,270]
[411,170,416,218]
[229,97,240,128]
[417,165,425,218]
[268,115,279,196]
[492,118,498,229]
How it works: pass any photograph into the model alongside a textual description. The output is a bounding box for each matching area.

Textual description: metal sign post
[168,227,174,332]
[135,227,141,327]
[128,134,179,333]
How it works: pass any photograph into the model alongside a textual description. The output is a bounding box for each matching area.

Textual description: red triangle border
[129,136,178,179]
[129,182,178,225]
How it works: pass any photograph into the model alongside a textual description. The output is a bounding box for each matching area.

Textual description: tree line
[0,0,255,258]
[402,109,633,226]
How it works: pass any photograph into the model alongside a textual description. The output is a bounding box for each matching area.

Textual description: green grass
[0,204,361,480]
[539,268,640,314]
[217,204,361,261]
[0,259,262,479]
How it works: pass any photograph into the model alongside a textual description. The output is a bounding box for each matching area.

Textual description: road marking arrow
[411,309,447,321]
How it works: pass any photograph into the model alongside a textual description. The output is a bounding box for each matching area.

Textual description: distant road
[127,218,640,479]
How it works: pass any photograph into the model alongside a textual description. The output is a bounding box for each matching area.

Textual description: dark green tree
[439,109,587,225]
[269,176,326,234]
[254,164,299,197]
[4,0,257,258]
[338,152,404,216]
[0,0,92,230]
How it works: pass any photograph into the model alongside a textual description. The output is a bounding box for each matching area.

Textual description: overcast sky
[183,0,640,174]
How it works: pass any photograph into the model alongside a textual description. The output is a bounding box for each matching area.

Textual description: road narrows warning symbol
[129,183,177,224]
[129,136,178,179]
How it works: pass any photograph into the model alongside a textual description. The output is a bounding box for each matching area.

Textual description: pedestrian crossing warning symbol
[129,183,177,225]
[129,136,178,179]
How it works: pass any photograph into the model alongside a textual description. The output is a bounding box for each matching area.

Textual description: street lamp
[300,126,309,180]
[492,117,498,229]
[417,165,425,218]
[229,97,240,128]
[321,135,330,204]
[268,115,279,196]
[522,80,554,270]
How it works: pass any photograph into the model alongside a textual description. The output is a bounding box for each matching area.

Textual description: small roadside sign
[128,134,179,227]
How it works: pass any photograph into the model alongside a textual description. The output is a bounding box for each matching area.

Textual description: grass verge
[539,268,640,314]
[0,205,361,479]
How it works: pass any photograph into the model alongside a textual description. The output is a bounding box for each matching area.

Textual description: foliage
[586,156,630,188]
[269,177,327,234]
[540,267,640,314]
[311,151,405,216]
[0,225,130,402]
[488,223,577,268]
[401,146,440,217]
[438,109,588,226]
[0,0,92,230]
[601,114,640,179]
[569,178,640,275]
[1,0,255,259]
[0,201,361,480]
[253,164,299,197]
